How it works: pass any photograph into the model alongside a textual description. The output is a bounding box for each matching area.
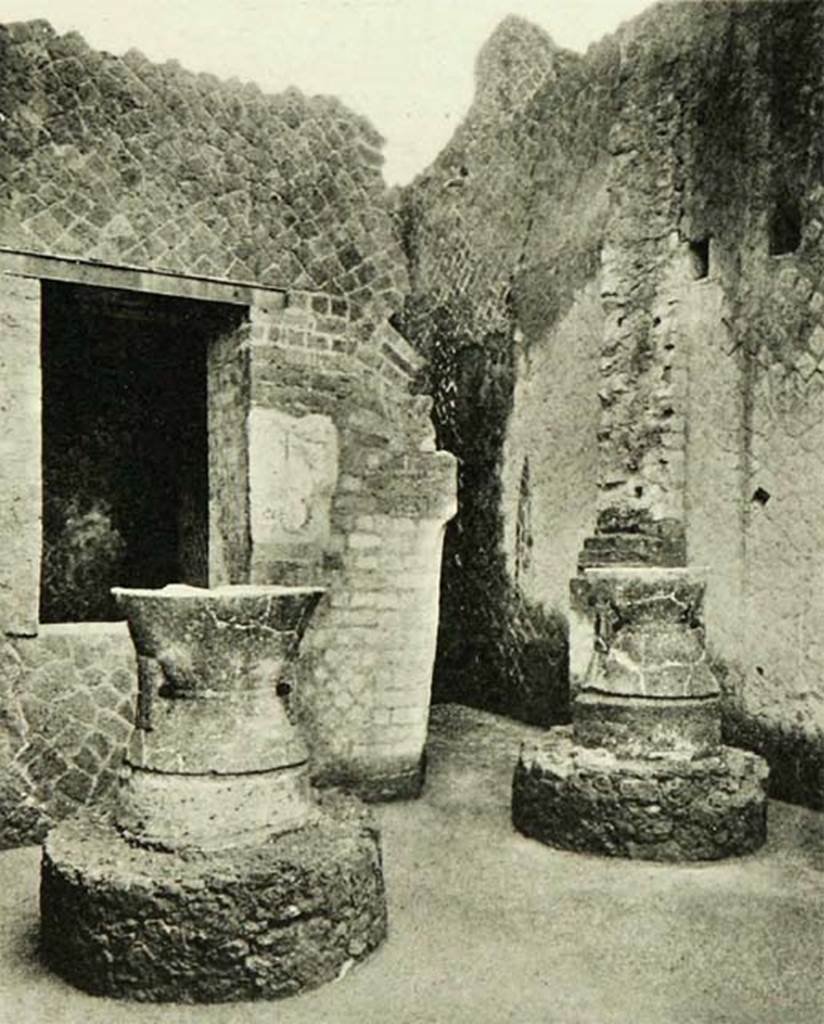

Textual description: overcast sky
[0,1,654,183]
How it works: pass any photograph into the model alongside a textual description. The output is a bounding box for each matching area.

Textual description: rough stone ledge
[40,792,387,1003]
[512,727,769,862]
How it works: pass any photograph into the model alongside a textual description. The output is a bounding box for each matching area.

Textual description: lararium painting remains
[1,1,824,1019]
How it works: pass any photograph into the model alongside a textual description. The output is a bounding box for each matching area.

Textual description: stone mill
[39,583,388,1002]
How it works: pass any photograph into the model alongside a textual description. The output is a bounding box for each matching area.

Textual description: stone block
[248,407,338,570]
[573,692,721,756]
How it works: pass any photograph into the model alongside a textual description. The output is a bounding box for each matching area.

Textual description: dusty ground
[2,704,823,1024]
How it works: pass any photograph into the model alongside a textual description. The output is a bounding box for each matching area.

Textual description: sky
[0,1,655,184]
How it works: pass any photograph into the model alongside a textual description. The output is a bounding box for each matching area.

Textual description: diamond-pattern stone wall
[0,624,135,847]
[0,19,407,316]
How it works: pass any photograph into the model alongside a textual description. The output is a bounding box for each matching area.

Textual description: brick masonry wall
[0,624,134,847]
[245,296,456,798]
[0,288,455,841]
[667,0,824,808]
[0,19,407,316]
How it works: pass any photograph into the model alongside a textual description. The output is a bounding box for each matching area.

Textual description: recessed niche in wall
[688,238,710,280]
[39,281,242,622]
[515,456,533,581]
[769,197,802,255]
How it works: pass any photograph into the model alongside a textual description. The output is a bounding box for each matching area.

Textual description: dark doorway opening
[39,281,238,622]
[769,197,802,255]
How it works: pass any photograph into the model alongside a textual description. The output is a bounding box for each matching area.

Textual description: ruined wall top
[0,19,408,318]
[400,0,824,537]
[472,16,561,121]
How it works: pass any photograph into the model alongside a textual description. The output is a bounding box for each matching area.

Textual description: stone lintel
[1,247,286,309]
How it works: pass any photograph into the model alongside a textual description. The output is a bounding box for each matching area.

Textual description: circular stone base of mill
[512,727,769,862]
[40,795,387,1003]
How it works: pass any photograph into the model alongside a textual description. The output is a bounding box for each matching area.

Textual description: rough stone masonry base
[40,795,387,1003]
[512,728,769,861]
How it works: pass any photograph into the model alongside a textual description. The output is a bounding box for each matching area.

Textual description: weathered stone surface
[570,567,719,701]
[207,316,252,587]
[248,408,338,568]
[210,298,457,803]
[0,274,41,636]
[512,728,768,862]
[115,763,315,852]
[398,0,824,798]
[111,584,323,852]
[40,794,387,1003]
[573,693,721,758]
[0,13,457,838]
[114,585,319,770]
[397,16,585,725]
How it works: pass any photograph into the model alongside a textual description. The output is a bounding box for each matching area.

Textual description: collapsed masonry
[509,234,769,860]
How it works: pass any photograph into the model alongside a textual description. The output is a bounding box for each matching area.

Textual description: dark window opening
[769,198,801,255]
[688,238,710,280]
[39,281,238,622]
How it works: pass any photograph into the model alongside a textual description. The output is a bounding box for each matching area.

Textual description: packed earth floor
[1,704,823,1024]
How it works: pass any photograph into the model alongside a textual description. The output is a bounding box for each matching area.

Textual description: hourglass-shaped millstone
[40,583,389,1003]
[512,568,769,861]
[112,584,325,851]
